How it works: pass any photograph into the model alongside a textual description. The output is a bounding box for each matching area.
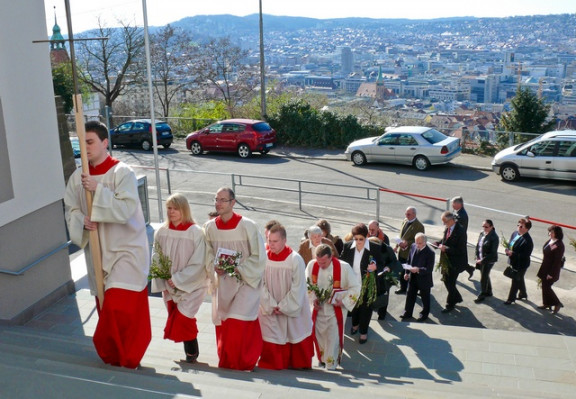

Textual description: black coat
[508,231,534,271]
[438,222,468,273]
[475,229,499,266]
[405,243,435,289]
[341,240,385,292]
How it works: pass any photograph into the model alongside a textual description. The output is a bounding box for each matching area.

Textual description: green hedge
[267,100,385,148]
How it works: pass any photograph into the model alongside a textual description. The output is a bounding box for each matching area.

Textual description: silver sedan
[344,126,461,171]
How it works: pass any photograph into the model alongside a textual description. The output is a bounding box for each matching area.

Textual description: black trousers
[351,302,373,335]
[479,262,495,296]
[398,257,408,291]
[507,269,527,301]
[541,279,561,307]
[404,280,430,317]
[443,268,462,307]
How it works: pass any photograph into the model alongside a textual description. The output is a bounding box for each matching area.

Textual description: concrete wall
[0,0,73,324]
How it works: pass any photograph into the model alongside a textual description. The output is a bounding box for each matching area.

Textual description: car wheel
[162,143,171,149]
[413,155,430,171]
[190,141,202,155]
[238,143,252,158]
[500,164,519,182]
[141,140,152,151]
[351,151,367,166]
[261,149,269,155]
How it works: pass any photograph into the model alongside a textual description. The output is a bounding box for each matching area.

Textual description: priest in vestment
[258,224,313,369]
[203,187,266,370]
[305,244,360,370]
[65,121,151,369]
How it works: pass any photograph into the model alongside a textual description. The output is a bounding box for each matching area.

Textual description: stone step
[1,322,568,399]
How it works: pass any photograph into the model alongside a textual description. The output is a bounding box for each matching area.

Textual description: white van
[491,130,576,182]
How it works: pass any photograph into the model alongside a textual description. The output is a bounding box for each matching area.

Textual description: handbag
[371,278,392,311]
[503,266,517,279]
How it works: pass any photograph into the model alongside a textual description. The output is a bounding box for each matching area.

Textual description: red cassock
[94,288,151,368]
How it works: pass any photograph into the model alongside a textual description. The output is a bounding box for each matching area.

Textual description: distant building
[355,66,394,100]
[49,15,69,66]
[340,47,353,74]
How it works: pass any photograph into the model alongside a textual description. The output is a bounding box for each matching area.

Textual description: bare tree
[191,37,259,117]
[76,18,145,113]
[149,24,196,118]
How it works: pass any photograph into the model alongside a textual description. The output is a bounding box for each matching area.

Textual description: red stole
[311,257,344,363]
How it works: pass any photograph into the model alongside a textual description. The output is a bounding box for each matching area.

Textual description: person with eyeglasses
[504,218,534,305]
[473,220,499,303]
[536,225,565,314]
[203,187,266,370]
[340,223,385,344]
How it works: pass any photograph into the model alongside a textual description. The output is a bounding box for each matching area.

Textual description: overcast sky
[45,0,575,35]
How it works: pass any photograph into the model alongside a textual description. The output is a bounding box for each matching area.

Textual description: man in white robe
[258,224,313,369]
[203,187,266,370]
[65,121,151,369]
[305,244,360,370]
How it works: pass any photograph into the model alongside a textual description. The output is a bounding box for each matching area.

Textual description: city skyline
[45,0,575,36]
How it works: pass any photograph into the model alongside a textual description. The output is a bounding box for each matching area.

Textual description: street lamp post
[259,0,267,119]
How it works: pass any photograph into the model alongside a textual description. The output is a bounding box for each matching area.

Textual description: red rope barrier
[378,188,446,202]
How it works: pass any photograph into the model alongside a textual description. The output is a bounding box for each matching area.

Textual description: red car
[185,119,276,158]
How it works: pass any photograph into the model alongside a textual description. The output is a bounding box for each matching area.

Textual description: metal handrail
[0,241,71,276]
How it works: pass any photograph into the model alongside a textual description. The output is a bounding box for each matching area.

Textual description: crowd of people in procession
[65,121,569,372]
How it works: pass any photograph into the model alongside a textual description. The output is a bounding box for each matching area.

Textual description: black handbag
[371,278,393,311]
[503,266,517,279]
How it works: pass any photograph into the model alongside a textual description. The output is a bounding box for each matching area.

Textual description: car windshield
[514,135,544,151]
[252,122,272,132]
[420,128,448,144]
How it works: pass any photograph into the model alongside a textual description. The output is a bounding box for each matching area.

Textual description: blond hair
[164,193,194,226]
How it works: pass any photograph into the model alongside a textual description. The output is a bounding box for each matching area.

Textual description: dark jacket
[537,239,565,282]
[340,240,384,279]
[405,243,435,289]
[508,231,534,271]
[341,240,385,293]
[454,207,469,233]
[437,222,468,273]
[475,229,499,266]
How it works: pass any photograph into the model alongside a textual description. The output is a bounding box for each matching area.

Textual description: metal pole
[376,188,380,221]
[104,105,113,156]
[258,0,267,119]
[142,0,164,222]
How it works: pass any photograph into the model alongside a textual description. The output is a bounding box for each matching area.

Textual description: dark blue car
[109,119,173,151]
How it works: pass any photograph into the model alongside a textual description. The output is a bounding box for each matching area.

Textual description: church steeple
[49,7,70,65]
[50,8,65,50]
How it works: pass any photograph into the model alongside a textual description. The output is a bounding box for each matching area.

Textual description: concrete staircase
[0,290,574,399]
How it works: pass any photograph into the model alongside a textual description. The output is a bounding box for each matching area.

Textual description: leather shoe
[395,289,406,295]
[503,300,514,305]
[416,315,428,322]
[377,314,386,320]
[474,296,486,303]
[350,326,359,335]
[467,265,475,280]
[553,303,564,314]
[441,306,454,313]
[399,313,412,320]
[359,336,368,344]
